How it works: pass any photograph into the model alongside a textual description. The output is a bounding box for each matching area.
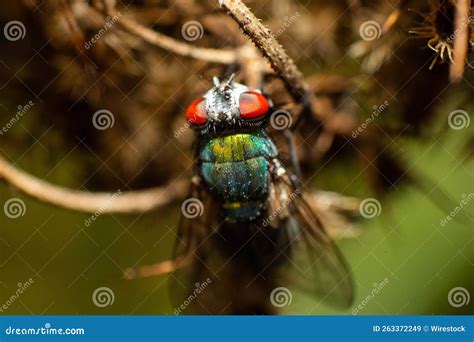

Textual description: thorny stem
[219,0,313,106]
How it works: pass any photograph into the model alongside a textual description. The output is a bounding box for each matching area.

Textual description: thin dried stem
[104,7,237,65]
[0,156,188,214]
[0,155,361,226]
[450,0,471,82]
[124,258,184,280]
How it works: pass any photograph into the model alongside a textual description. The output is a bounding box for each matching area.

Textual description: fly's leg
[283,129,302,190]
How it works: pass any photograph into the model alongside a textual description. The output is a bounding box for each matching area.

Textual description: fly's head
[185,75,271,135]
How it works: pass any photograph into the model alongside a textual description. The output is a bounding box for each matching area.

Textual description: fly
[171,74,354,314]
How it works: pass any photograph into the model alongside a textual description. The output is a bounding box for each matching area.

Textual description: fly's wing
[170,176,285,314]
[169,176,231,314]
[268,161,354,308]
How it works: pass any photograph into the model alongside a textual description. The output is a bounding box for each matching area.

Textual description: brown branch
[219,0,312,105]
[103,7,237,65]
[450,0,470,82]
[0,156,188,214]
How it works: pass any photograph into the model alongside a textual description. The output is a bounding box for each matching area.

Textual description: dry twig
[0,155,361,224]
[103,7,237,65]
[450,0,471,82]
[0,156,188,214]
[219,0,312,105]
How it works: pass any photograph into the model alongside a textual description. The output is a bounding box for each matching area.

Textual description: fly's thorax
[198,129,278,164]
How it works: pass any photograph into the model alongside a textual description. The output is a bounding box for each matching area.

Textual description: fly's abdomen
[199,131,277,221]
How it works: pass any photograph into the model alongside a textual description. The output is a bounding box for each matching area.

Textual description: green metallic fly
[171,75,354,314]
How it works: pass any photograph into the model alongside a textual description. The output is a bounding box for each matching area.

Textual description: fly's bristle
[225,73,236,87]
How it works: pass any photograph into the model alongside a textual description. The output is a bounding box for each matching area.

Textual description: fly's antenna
[225,73,236,87]
[212,76,220,88]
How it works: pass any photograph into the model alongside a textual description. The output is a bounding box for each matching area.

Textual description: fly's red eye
[239,91,269,119]
[185,98,207,125]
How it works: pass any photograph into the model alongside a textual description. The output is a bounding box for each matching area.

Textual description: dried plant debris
[410,0,474,71]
